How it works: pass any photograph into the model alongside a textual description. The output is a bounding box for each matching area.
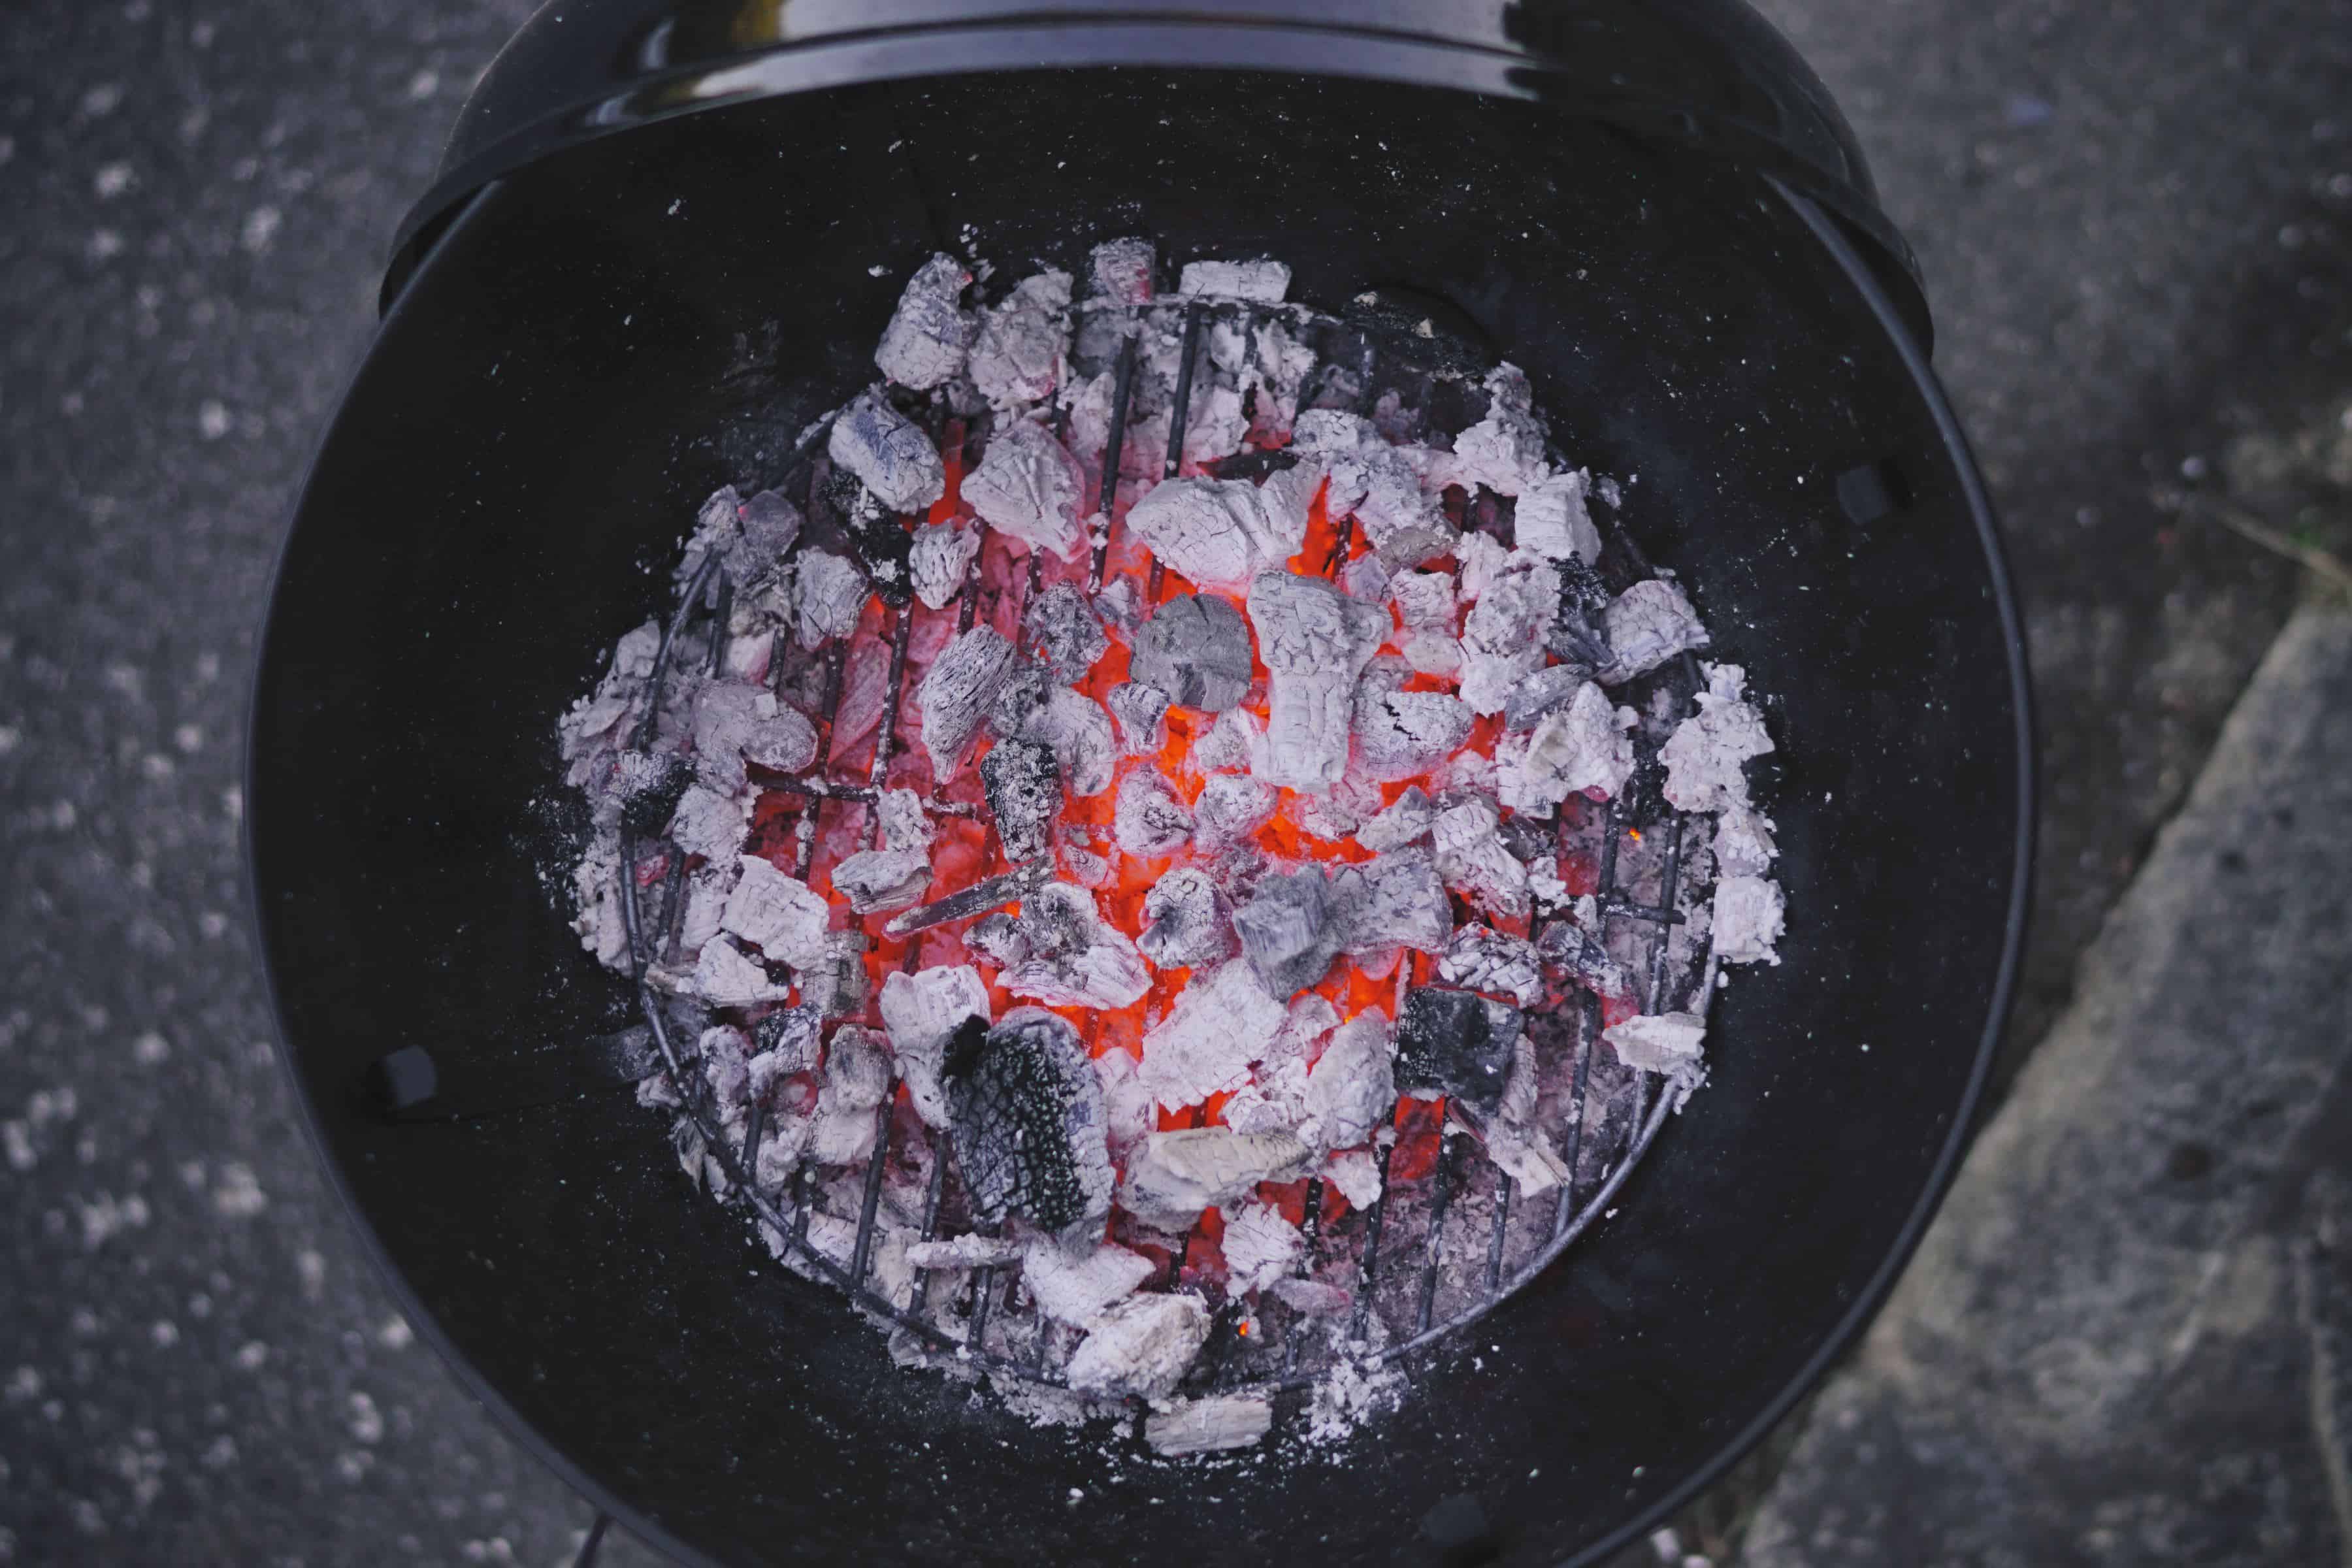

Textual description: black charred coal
[751,1001,824,1065]
[1546,555,1614,667]
[617,749,695,838]
[1394,985,1522,1119]
[980,736,1060,861]
[819,466,917,606]
[943,1009,1112,1233]
[1205,448,1304,481]
[1130,593,1254,713]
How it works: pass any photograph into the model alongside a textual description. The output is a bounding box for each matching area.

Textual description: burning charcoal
[1437,924,1544,1006]
[1390,569,1462,678]
[1191,707,1265,774]
[1601,578,1710,682]
[985,651,1053,739]
[1659,662,1774,812]
[981,737,1060,861]
[1140,958,1287,1111]
[1066,1292,1212,1401]
[1459,551,1563,713]
[828,388,947,514]
[1176,258,1290,301]
[1339,550,1392,606]
[1326,847,1452,956]
[1712,805,1779,878]
[875,787,931,855]
[617,750,695,840]
[742,706,819,775]
[1113,766,1193,857]
[1144,1395,1275,1458]
[753,1002,824,1075]
[1120,1127,1313,1229]
[676,485,743,595]
[1022,583,1107,682]
[1299,1011,1396,1152]
[1500,681,1637,812]
[1220,1201,1305,1294]
[834,482,916,607]
[1536,917,1628,996]
[1514,468,1601,563]
[918,625,1016,778]
[943,1005,1114,1237]
[1294,410,1451,566]
[1021,1237,1154,1327]
[1018,687,1116,798]
[689,936,791,1007]
[1247,569,1390,792]
[1354,686,1476,783]
[1394,986,1522,1119]
[907,1233,1024,1270]
[969,268,1071,408]
[1137,867,1236,970]
[1060,838,1113,889]
[830,846,930,914]
[1294,774,1380,843]
[1233,869,1341,995]
[1092,1046,1157,1158]
[719,855,830,968]
[1499,663,1590,733]
[1454,530,1510,604]
[1124,477,1304,591]
[699,1023,755,1110]
[883,858,1051,939]
[667,783,751,863]
[1431,798,1531,919]
[1441,365,1554,497]
[874,253,975,391]
[680,485,804,596]
[1354,785,1436,853]
[1128,593,1253,712]
[1192,773,1279,851]
[962,416,1086,562]
[809,1026,892,1166]
[1711,875,1785,965]
[802,930,870,1019]
[1004,902,1151,1012]
[1094,576,1145,640]
[1603,1010,1707,1081]
[1105,681,1170,755]
[909,519,981,610]
[1484,1033,1567,1195]
[966,909,1027,966]
[789,549,868,650]
[1086,236,1155,304]
[1182,383,1250,469]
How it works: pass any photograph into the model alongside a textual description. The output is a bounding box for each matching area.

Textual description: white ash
[1181,382,1251,469]
[801,930,870,1018]
[1439,365,1553,497]
[1002,883,1151,1010]
[1355,685,1476,783]
[875,788,931,854]
[1190,707,1265,775]
[962,416,1086,563]
[1220,1201,1306,1294]
[1355,785,1437,852]
[1304,1354,1407,1446]
[1121,1127,1313,1230]
[1124,476,1307,592]
[1299,1011,1397,1154]
[569,837,630,966]
[909,519,981,610]
[1297,412,1453,568]
[1326,847,1452,956]
[1086,236,1155,304]
[1093,576,1145,640]
[1513,468,1602,564]
[1712,805,1779,878]
[827,389,946,514]
[1060,840,1114,890]
[1484,1033,1567,1196]
[668,783,750,864]
[1242,318,1319,442]
[789,549,868,650]
[906,1233,1022,1270]
[1233,868,1341,995]
[1022,1237,1155,1327]
[830,847,930,914]
[1191,772,1279,851]
[1092,1046,1157,1157]
[1022,583,1107,682]
[809,1026,891,1166]
[1339,550,1392,604]
[1603,1011,1707,1081]
[700,1023,755,1105]
[1659,662,1773,812]
[1710,875,1785,966]
[1017,687,1116,798]
[742,706,819,774]
[689,936,791,1007]
[917,625,1016,778]
[1130,592,1254,712]
[1140,958,1286,1111]
[1390,569,1463,678]
[874,252,975,391]
[1437,924,1543,1007]
[1430,798,1531,920]
[719,856,830,968]
[1293,773,1382,843]
[1320,1147,1384,1211]
[1601,578,1710,682]
[1113,766,1193,857]
[969,267,1071,408]
[1145,1394,1275,1458]
[1065,1292,1211,1401]
[1499,662,1591,732]
[1177,258,1290,301]
[1500,681,1636,813]
[1248,568,1390,792]
[1459,551,1562,714]
[1105,681,1170,755]
[1453,530,1510,605]
[1136,866,1236,970]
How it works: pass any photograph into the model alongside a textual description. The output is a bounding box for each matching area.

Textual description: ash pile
[555,240,1785,1454]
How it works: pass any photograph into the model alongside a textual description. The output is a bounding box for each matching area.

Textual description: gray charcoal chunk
[1249,569,1390,792]
[909,519,981,611]
[1437,924,1544,1007]
[1086,236,1156,304]
[1501,662,1594,732]
[1192,772,1278,851]
[1137,866,1235,970]
[791,549,868,650]
[1354,687,1476,783]
[985,652,1054,740]
[1326,847,1452,957]
[1106,680,1170,755]
[874,253,975,391]
[1023,583,1108,682]
[918,625,1015,778]
[981,737,1060,861]
[1354,785,1435,853]
[963,416,1086,563]
[968,268,1072,408]
[827,388,946,514]
[742,707,819,774]
[1114,766,1193,857]
[1535,920,1629,995]
[1393,986,1522,1119]
[1130,593,1254,712]
[943,1007,1113,1237]
[1232,868,1341,995]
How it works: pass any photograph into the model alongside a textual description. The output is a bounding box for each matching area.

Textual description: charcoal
[809,1026,892,1166]
[909,519,981,610]
[1299,1011,1396,1152]
[1120,1127,1312,1228]
[718,855,830,968]
[1066,1293,1211,1401]
[1712,805,1779,878]
[1105,680,1170,755]
[698,1023,755,1109]
[742,708,819,774]
[1546,555,1614,668]
[1017,687,1116,798]
[881,857,1050,938]
[1220,1201,1305,1294]
[1484,1032,1567,1195]
[843,492,915,607]
[1601,578,1709,683]
[980,737,1060,861]
[1002,883,1151,1009]
[828,388,946,514]
[1711,875,1785,966]
[1339,550,1392,604]
[1086,236,1156,304]
[1353,785,1436,853]
[790,548,869,649]
[966,909,1028,967]
[943,1006,1113,1236]
[689,682,766,793]
[1022,1237,1154,1326]
[1124,476,1307,592]
[1294,774,1380,843]
[1501,664,1589,732]
[962,416,1086,563]
[918,625,1016,778]
[1439,364,1553,497]
[1659,662,1774,812]
[1269,1277,1351,1317]
[1192,772,1278,851]
[676,486,743,596]
[875,787,931,855]
[689,936,791,1007]
[985,652,1054,738]
[1094,576,1145,640]
[1514,468,1601,563]
[1326,847,1452,956]
[1437,924,1544,1006]
[1141,958,1287,1110]
[681,485,803,596]
[1059,838,1113,889]
[1535,917,1626,995]
[1602,1010,1707,1080]
[1431,798,1531,919]
[1394,986,1522,1118]
[1177,257,1290,301]
[1232,868,1341,995]
[617,749,694,839]
[1499,681,1635,811]
[1459,552,1562,714]
[1137,866,1235,970]
[874,253,975,391]
[1390,568,1462,678]
[1294,410,1450,566]
[1113,766,1193,857]
[1129,593,1253,712]
[1247,568,1390,791]
[830,847,930,914]
[1354,687,1476,783]
[1022,583,1107,682]
[752,1002,825,1075]
[969,268,1071,408]
[668,783,750,864]
[1190,707,1264,774]
[1145,1395,1275,1458]
[802,930,870,1018]
[906,1233,1023,1270]
[1182,382,1250,469]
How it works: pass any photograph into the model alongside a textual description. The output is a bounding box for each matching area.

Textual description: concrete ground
[0,1,2347,1564]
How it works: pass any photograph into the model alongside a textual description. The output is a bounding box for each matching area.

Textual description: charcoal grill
[248,4,2033,1565]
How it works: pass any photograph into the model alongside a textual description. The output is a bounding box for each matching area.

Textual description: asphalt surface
[1,2,2347,1565]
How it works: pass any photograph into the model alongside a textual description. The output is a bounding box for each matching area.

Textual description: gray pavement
[0,2,2347,1565]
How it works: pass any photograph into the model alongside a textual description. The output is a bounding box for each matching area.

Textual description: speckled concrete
[0,2,2346,1565]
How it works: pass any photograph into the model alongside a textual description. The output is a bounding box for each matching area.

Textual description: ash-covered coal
[980,736,1060,860]
[1129,593,1253,712]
